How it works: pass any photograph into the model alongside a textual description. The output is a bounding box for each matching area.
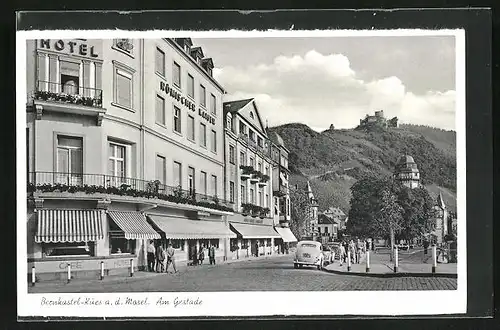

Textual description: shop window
[170,239,185,250]
[209,239,219,249]
[241,239,249,249]
[199,239,210,249]
[42,242,95,257]
[110,237,136,254]
[230,238,238,251]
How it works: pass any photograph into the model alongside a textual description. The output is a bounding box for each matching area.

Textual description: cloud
[215,50,456,131]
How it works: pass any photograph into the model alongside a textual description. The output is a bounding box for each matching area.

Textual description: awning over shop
[147,215,236,239]
[274,226,298,243]
[230,222,281,239]
[35,209,104,243]
[108,211,161,240]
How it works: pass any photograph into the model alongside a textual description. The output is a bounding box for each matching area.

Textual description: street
[29,254,457,293]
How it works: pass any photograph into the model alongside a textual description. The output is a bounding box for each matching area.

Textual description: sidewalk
[27,253,288,291]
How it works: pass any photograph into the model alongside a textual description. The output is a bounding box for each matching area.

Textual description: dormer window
[114,39,134,54]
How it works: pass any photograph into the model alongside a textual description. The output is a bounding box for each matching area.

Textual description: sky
[192,35,457,131]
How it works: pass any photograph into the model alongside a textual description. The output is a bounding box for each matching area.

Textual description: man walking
[166,242,178,273]
[208,244,216,265]
[339,243,346,266]
[147,240,156,272]
[156,245,166,273]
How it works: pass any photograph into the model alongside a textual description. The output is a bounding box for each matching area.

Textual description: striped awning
[147,215,236,239]
[35,209,104,243]
[230,222,281,239]
[108,211,161,240]
[274,226,298,243]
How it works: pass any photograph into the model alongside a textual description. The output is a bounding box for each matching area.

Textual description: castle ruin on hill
[357,110,399,130]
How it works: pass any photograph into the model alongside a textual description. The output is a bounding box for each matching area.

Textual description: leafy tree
[396,186,436,241]
[289,186,311,241]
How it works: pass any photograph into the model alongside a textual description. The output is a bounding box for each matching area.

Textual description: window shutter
[60,60,80,77]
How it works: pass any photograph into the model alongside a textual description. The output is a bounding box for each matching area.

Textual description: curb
[322,267,457,279]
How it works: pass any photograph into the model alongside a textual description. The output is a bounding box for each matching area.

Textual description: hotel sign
[159,81,216,125]
[243,217,264,224]
[38,39,101,59]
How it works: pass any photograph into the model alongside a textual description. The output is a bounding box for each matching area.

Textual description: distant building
[432,192,449,245]
[394,154,421,189]
[305,181,319,239]
[318,213,337,244]
[358,110,398,130]
[321,207,347,230]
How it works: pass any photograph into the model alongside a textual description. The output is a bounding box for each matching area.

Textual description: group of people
[147,241,178,273]
[191,244,217,266]
[337,239,370,266]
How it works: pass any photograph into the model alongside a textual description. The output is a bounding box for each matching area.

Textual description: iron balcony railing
[28,171,234,211]
[33,80,103,108]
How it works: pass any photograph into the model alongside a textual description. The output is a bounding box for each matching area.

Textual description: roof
[223,98,254,114]
[268,131,285,147]
[324,207,346,217]
[318,214,336,225]
[398,154,416,165]
[190,46,204,58]
[437,192,446,209]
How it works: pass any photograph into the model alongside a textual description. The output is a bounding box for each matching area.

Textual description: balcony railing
[28,171,234,212]
[240,203,271,218]
[34,80,103,108]
[238,134,271,159]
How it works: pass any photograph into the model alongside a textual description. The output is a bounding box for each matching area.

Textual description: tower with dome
[394,154,421,189]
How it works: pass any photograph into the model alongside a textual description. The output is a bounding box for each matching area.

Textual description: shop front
[146,214,236,267]
[28,208,160,281]
[228,221,281,259]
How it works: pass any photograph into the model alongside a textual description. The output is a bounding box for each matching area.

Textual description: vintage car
[294,240,326,270]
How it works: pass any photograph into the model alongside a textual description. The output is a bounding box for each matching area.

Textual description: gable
[239,100,267,135]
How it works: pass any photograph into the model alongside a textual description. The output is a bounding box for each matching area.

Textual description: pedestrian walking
[254,242,259,257]
[208,244,216,265]
[198,244,205,265]
[147,240,156,272]
[339,244,346,266]
[156,245,166,273]
[165,243,178,273]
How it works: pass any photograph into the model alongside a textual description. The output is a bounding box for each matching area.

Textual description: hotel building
[26,38,236,280]
[223,99,296,259]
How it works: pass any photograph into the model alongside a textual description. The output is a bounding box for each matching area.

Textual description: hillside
[269,123,457,213]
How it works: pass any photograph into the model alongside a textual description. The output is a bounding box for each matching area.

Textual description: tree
[289,186,311,241]
[396,186,436,241]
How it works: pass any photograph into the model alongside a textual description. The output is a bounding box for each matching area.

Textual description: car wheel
[294,263,298,269]
[298,264,303,269]
[317,264,321,270]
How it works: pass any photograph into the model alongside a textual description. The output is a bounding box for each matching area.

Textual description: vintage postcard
[17,28,466,318]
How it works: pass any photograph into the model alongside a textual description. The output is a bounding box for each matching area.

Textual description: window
[210,93,216,115]
[110,238,136,254]
[258,137,263,148]
[211,175,217,197]
[173,106,182,133]
[250,111,254,119]
[173,161,182,188]
[173,62,181,88]
[56,136,83,185]
[258,162,262,173]
[188,115,195,141]
[60,61,80,95]
[240,185,246,204]
[108,143,126,178]
[155,94,165,125]
[187,74,194,99]
[250,158,255,168]
[210,130,217,153]
[188,167,195,194]
[229,181,235,203]
[200,84,206,107]
[265,193,269,207]
[239,122,246,135]
[325,227,329,234]
[42,242,95,257]
[155,155,166,183]
[155,47,165,76]
[115,68,132,108]
[209,239,220,249]
[240,151,246,166]
[259,190,263,207]
[249,130,256,142]
[200,123,207,147]
[200,171,207,196]
[229,145,235,164]
[170,239,185,250]
[250,187,255,204]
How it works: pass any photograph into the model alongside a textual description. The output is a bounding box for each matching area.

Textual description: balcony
[28,171,234,213]
[241,203,271,219]
[238,134,271,159]
[273,184,288,198]
[32,80,105,125]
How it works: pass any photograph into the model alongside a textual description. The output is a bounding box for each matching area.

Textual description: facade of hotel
[25,38,296,280]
